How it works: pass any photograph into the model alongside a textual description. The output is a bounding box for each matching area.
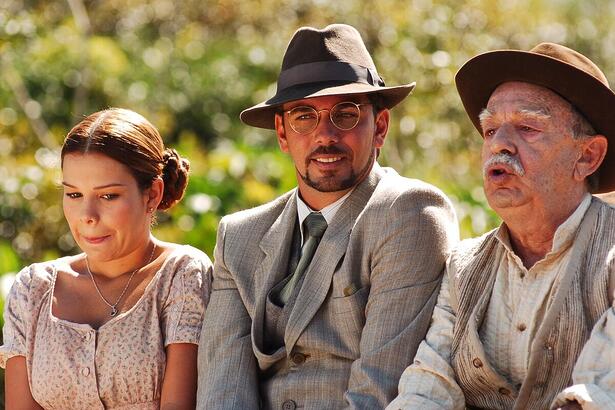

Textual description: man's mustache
[483,153,525,178]
[308,146,349,159]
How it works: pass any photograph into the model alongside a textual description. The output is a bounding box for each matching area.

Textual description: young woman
[1,108,212,409]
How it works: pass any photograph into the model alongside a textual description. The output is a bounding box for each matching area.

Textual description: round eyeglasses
[284,101,372,134]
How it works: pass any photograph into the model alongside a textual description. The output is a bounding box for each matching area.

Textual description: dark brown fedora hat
[240,24,415,130]
[456,42,615,193]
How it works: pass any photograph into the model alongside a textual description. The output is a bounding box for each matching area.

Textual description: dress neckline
[47,245,183,331]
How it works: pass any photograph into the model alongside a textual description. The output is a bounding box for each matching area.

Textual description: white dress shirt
[295,189,353,245]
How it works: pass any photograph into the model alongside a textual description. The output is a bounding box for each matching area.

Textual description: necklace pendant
[87,242,156,320]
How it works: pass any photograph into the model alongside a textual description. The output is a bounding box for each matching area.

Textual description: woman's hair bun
[159,148,190,210]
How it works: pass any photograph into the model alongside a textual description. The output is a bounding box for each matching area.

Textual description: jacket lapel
[284,164,386,351]
[251,190,297,363]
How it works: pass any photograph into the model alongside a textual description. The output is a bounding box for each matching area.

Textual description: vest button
[282,400,296,410]
[472,358,483,368]
[291,353,307,365]
[499,387,511,395]
[517,323,527,332]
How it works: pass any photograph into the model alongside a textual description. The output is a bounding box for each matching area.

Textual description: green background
[1,0,615,406]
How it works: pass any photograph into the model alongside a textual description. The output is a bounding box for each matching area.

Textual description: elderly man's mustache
[483,153,525,178]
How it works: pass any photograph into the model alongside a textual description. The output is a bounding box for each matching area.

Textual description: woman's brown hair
[61,108,190,210]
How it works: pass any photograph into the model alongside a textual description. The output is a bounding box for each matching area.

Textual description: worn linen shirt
[552,307,615,406]
[0,245,212,410]
[388,194,608,409]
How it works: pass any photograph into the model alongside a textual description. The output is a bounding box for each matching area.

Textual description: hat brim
[240,81,415,130]
[456,49,615,193]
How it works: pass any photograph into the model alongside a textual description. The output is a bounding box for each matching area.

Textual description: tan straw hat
[240,24,416,130]
[456,42,615,193]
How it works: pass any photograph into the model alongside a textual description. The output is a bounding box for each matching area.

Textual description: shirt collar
[496,193,592,257]
[295,188,354,239]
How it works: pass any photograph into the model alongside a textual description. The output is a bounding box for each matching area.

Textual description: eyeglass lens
[288,102,362,134]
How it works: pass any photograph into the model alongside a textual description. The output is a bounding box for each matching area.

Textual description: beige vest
[449,199,615,410]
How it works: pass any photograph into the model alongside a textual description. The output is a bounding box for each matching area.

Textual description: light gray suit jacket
[197,164,458,409]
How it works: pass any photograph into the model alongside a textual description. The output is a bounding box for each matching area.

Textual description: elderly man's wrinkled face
[479,81,585,213]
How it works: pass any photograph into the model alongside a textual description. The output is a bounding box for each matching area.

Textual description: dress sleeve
[0,265,34,368]
[161,249,213,346]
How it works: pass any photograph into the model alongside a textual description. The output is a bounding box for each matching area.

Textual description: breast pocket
[328,286,368,339]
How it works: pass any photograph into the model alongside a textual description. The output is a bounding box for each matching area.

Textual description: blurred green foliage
[1,0,615,406]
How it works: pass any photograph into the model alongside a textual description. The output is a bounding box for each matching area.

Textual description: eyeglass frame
[282,101,373,134]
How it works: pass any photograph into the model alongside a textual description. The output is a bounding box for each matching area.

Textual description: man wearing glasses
[197,24,458,410]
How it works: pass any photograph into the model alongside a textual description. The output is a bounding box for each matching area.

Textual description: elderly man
[197,24,458,409]
[388,43,615,410]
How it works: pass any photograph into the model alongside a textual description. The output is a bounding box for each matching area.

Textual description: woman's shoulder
[16,256,76,286]
[9,255,78,302]
[153,243,212,298]
[157,242,212,266]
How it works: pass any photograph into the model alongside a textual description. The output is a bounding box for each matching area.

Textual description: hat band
[277,61,385,92]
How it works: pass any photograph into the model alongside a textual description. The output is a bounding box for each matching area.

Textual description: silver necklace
[85,242,157,317]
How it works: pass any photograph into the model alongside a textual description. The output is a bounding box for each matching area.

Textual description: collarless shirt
[295,189,353,245]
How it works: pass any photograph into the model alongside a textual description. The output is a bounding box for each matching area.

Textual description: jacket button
[291,353,306,365]
[499,387,511,395]
[472,358,483,368]
[282,400,296,410]
[343,285,357,296]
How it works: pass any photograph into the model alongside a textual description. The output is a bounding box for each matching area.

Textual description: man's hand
[557,401,582,410]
